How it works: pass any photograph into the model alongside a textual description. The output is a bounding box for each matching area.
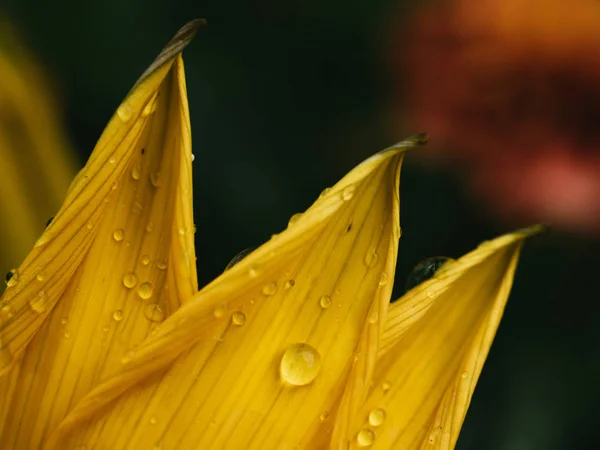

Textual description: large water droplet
[113,228,125,242]
[117,103,133,122]
[138,282,154,300]
[131,163,141,180]
[368,408,386,427]
[144,304,165,322]
[29,291,48,314]
[342,185,355,201]
[122,272,138,289]
[113,310,124,322]
[319,295,332,309]
[231,311,246,326]
[262,281,278,296]
[356,428,375,447]
[280,343,321,386]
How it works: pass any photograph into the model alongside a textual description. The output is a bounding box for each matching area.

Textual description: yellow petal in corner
[342,226,541,449]
[0,20,201,449]
[45,138,425,450]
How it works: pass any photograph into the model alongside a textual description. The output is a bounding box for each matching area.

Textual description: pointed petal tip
[390,132,429,150]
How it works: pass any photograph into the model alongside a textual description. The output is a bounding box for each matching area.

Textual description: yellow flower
[0,19,77,278]
[0,20,540,450]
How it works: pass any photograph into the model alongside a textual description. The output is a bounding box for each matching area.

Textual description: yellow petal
[342,226,541,449]
[0,20,77,278]
[44,137,425,449]
[0,20,201,448]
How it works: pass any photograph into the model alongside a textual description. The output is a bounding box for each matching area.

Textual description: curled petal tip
[391,132,429,149]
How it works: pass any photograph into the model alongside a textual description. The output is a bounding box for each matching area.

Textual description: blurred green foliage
[3,1,598,448]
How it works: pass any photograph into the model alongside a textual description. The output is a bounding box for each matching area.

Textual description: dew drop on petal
[146,220,155,233]
[368,408,386,427]
[108,156,116,164]
[138,282,153,300]
[319,295,332,309]
[113,228,125,242]
[319,411,329,422]
[122,272,138,289]
[149,416,158,425]
[116,103,133,122]
[113,310,123,322]
[64,330,71,339]
[191,153,195,162]
[231,311,246,326]
[60,316,68,325]
[0,304,15,321]
[144,304,165,323]
[368,310,379,324]
[382,381,392,393]
[356,428,375,447]
[288,213,303,227]
[280,343,321,386]
[86,222,93,230]
[131,164,141,180]
[213,305,226,318]
[342,185,355,201]
[378,272,388,286]
[141,254,151,266]
[364,247,379,268]
[4,269,17,287]
[319,187,331,198]
[284,279,295,289]
[156,261,167,270]
[262,281,278,296]
[150,172,162,188]
[29,291,48,314]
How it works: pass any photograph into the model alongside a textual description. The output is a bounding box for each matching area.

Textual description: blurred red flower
[396,0,600,233]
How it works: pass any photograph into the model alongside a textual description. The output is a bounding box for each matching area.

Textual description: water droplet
[461,371,469,379]
[426,289,436,299]
[146,220,155,232]
[262,281,278,296]
[122,272,138,289]
[368,310,379,324]
[64,330,71,339]
[213,305,226,318]
[319,295,332,309]
[144,304,165,323]
[224,248,255,271]
[86,222,93,230]
[138,282,154,300]
[141,254,151,266]
[284,279,295,289]
[29,291,48,314]
[231,311,246,326]
[368,408,386,427]
[113,228,125,242]
[342,185,355,201]
[149,416,158,425]
[404,256,453,295]
[191,153,195,161]
[121,349,135,364]
[156,261,167,270]
[102,325,110,333]
[60,316,68,325]
[111,181,118,190]
[320,411,329,422]
[0,304,15,321]
[364,247,379,268]
[288,213,303,227]
[4,269,17,287]
[113,309,123,322]
[131,163,141,180]
[382,381,392,393]
[378,272,388,286]
[319,187,331,198]
[178,227,185,236]
[117,103,133,122]
[280,343,321,386]
[150,172,162,188]
[356,428,375,447]
[108,156,116,164]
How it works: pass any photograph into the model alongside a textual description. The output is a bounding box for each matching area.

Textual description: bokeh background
[1,1,599,448]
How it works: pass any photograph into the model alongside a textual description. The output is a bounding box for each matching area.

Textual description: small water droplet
[426,289,436,299]
[382,381,392,393]
[35,271,45,282]
[342,185,355,201]
[364,247,379,268]
[231,311,246,326]
[4,269,17,287]
[368,310,379,324]
[141,254,151,266]
[378,272,388,286]
[213,305,226,318]
[121,349,135,364]
[113,309,123,322]
[288,213,303,227]
[113,228,125,242]
[144,304,165,323]
[150,172,162,188]
[122,272,138,289]
[29,291,48,314]
[102,325,110,333]
[64,330,71,339]
[117,103,133,122]
[60,316,68,325]
[356,428,375,447]
[284,279,295,289]
[0,304,15,321]
[131,163,141,180]
[319,295,332,309]
[156,261,167,270]
[111,181,118,190]
[178,227,185,236]
[138,282,153,300]
[280,343,321,386]
[191,153,195,162]
[262,281,278,296]
[368,408,386,427]
[461,371,469,379]
[149,416,158,425]
[319,187,331,198]
[146,220,155,232]
[108,156,116,164]
[320,411,329,422]
[86,222,93,230]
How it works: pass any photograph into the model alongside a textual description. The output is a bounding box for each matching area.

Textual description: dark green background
[3,1,599,448]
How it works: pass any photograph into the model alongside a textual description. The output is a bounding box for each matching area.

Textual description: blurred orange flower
[397,0,600,233]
